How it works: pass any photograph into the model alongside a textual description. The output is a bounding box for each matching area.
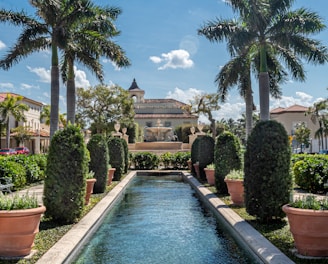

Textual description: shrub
[191,135,215,180]
[87,134,109,193]
[244,120,292,223]
[293,155,328,193]
[214,131,242,194]
[0,159,26,189]
[44,124,90,224]
[173,151,190,169]
[120,138,129,173]
[108,137,125,181]
[7,155,43,183]
[132,152,159,170]
[160,152,174,169]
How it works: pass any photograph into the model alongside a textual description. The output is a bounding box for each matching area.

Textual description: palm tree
[198,0,328,121]
[0,0,103,138]
[307,99,328,150]
[61,5,130,124]
[0,94,29,148]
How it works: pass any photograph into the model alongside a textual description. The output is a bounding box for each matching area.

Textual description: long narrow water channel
[73,175,254,263]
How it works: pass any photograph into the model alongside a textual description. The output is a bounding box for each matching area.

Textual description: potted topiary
[204,163,215,185]
[282,195,328,257]
[224,169,244,206]
[107,164,116,186]
[0,193,46,257]
[85,171,96,205]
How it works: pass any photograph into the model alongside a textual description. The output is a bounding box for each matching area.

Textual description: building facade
[270,104,320,153]
[127,79,198,140]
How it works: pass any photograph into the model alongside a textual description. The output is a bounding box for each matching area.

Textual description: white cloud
[270,92,315,109]
[150,49,194,70]
[20,83,39,90]
[74,67,90,88]
[27,66,51,83]
[0,40,6,50]
[166,87,245,123]
[0,82,14,89]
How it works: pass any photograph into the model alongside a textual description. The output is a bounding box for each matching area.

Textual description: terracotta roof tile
[270,104,308,114]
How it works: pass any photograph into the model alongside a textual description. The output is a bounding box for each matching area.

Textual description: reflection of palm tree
[0,94,29,148]
[198,0,327,121]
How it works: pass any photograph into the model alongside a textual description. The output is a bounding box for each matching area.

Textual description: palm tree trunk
[50,44,59,139]
[66,59,75,125]
[259,72,270,121]
[245,82,253,139]
[5,120,10,148]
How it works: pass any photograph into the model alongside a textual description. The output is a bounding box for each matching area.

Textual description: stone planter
[204,168,215,186]
[282,204,328,257]
[224,179,244,206]
[107,168,116,186]
[85,178,97,205]
[0,205,46,257]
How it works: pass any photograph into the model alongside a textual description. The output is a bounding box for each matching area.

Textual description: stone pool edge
[37,171,294,264]
[183,172,294,264]
[36,171,137,264]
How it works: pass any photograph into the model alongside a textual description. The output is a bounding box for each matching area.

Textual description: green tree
[306,99,328,150]
[11,125,33,146]
[76,84,135,135]
[183,93,220,138]
[198,0,327,121]
[0,94,29,148]
[40,104,67,128]
[62,5,130,124]
[294,122,311,153]
[0,0,108,138]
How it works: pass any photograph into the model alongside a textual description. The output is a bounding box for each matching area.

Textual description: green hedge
[292,154,328,193]
[131,152,159,170]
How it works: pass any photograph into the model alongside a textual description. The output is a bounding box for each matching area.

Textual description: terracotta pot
[224,179,244,206]
[0,205,46,257]
[193,163,200,178]
[85,178,97,205]
[107,168,116,186]
[187,160,192,171]
[204,168,215,186]
[282,204,328,257]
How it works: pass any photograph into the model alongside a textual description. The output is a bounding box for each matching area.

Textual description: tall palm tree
[307,99,328,150]
[61,5,130,124]
[0,94,29,148]
[0,0,101,138]
[198,0,328,121]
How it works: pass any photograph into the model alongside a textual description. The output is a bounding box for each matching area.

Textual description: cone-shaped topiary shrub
[120,138,129,173]
[44,124,90,224]
[87,134,109,193]
[191,135,214,180]
[108,137,125,181]
[214,131,242,194]
[244,120,292,223]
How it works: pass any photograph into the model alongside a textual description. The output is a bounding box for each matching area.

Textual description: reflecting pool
[73,175,253,264]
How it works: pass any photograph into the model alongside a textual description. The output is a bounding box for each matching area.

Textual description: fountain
[133,119,183,151]
[144,119,175,142]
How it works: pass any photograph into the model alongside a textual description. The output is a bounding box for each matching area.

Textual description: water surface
[74,175,253,264]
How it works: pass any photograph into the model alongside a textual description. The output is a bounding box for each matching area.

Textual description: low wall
[133,142,183,150]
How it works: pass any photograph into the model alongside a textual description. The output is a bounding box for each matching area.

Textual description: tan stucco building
[127,79,198,139]
[270,104,320,153]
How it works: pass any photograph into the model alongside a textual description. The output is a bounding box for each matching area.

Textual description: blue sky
[0,0,327,122]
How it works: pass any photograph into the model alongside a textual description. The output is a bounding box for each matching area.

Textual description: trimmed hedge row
[0,154,47,189]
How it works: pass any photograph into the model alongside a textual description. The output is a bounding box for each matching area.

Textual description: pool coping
[36,171,294,264]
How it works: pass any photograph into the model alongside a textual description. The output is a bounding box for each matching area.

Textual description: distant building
[0,93,49,153]
[127,78,198,133]
[270,104,320,153]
